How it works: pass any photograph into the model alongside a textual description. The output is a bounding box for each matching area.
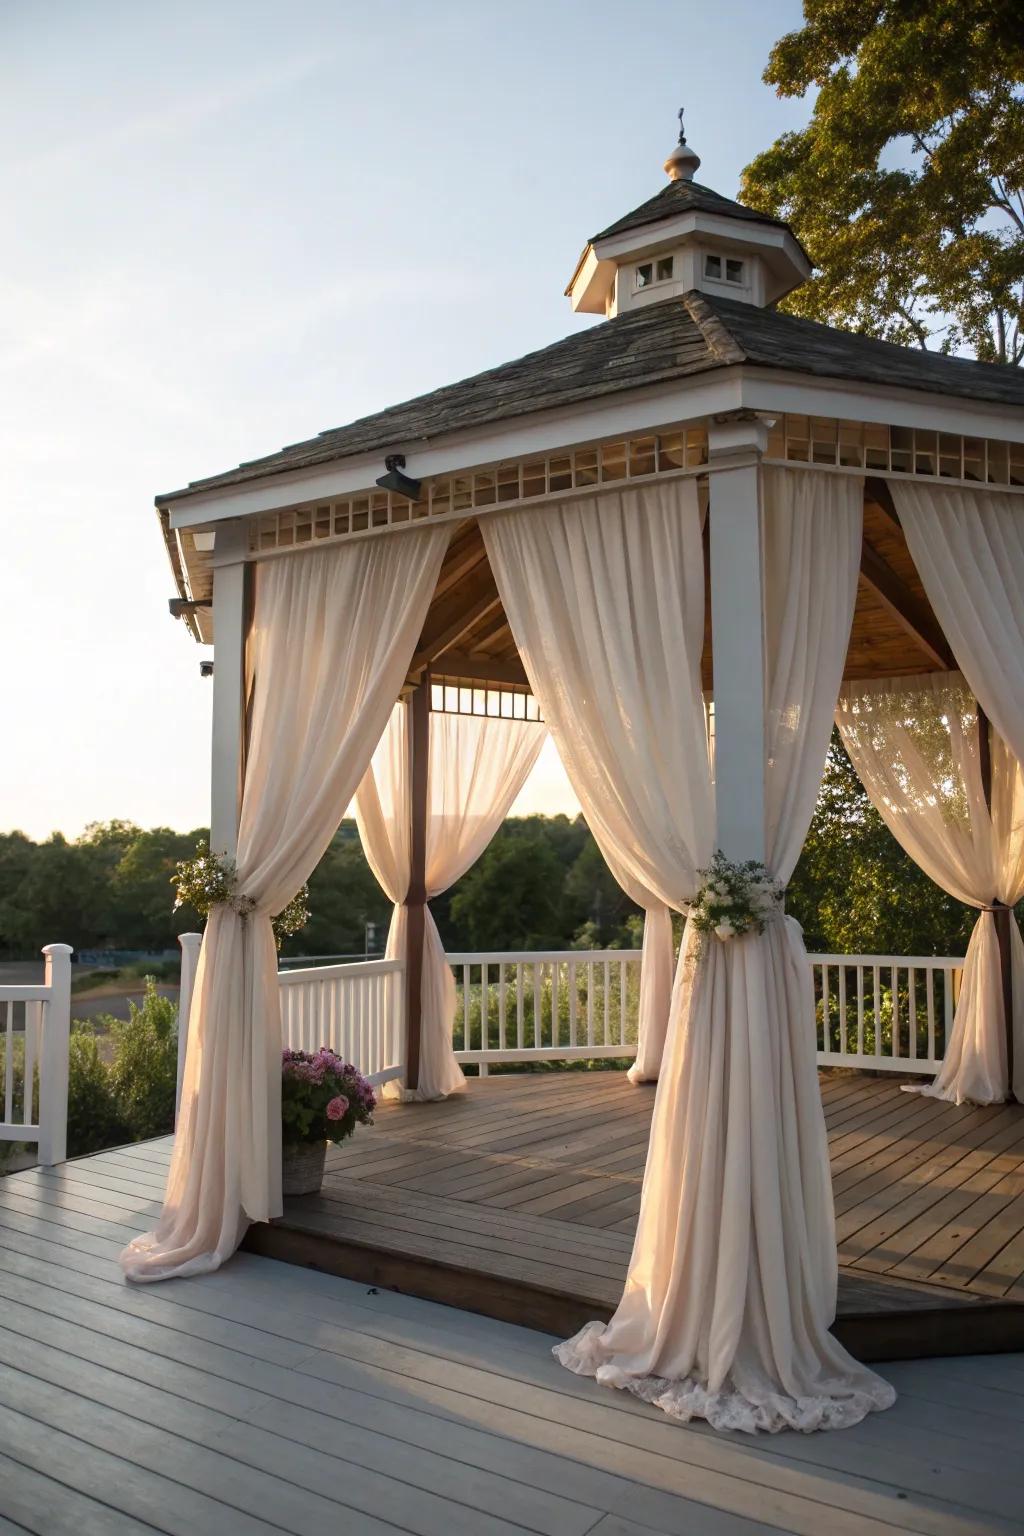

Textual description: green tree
[742,2,1024,361]
[788,732,975,955]
[286,827,391,957]
[448,829,566,949]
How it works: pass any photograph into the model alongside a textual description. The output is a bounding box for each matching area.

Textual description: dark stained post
[978,703,1015,1098]
[404,677,430,1093]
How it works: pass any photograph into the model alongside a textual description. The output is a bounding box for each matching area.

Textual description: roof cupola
[565,110,812,320]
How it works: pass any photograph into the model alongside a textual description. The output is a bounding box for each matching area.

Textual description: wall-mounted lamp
[199,660,214,679]
[375,454,422,503]
[169,598,213,620]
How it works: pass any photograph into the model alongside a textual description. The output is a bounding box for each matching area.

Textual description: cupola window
[635,256,675,291]
[704,254,745,285]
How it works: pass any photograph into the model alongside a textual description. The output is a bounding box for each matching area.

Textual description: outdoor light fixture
[199,660,214,678]
[168,597,212,620]
[375,454,422,503]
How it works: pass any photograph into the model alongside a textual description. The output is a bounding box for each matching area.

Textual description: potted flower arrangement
[280,1047,377,1196]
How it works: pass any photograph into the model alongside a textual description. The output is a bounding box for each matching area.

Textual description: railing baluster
[4,1001,13,1125]
[909,966,917,1060]
[463,963,471,1052]
[533,962,541,1050]
[587,961,595,1046]
[873,963,881,1057]
[499,963,507,1052]
[24,1000,38,1125]
[516,963,525,1050]
[838,963,847,1058]
[927,966,936,1063]
[619,958,627,1046]
[569,959,577,1048]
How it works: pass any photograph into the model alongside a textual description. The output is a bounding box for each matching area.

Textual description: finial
[664,104,701,182]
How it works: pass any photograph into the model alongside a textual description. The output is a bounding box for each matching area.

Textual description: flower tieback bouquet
[689,850,784,954]
[172,839,310,950]
[281,1047,376,1150]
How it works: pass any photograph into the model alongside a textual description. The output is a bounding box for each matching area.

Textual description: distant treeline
[0,737,978,963]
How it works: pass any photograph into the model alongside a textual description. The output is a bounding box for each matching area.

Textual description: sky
[0,0,809,840]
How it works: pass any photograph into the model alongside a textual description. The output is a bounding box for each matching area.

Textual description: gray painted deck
[1,1138,1023,1534]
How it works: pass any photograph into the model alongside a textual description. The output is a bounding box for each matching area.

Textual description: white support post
[37,943,72,1167]
[210,519,249,861]
[176,932,203,1120]
[707,414,770,864]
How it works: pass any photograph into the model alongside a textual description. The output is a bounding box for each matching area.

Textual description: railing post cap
[41,943,74,957]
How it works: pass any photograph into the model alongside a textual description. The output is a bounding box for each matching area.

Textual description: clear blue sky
[0,0,808,839]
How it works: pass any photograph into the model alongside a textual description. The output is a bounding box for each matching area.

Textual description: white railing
[447,950,643,1074]
[0,944,72,1165]
[812,953,962,1075]
[175,936,406,1116]
[447,949,965,1076]
[278,959,405,1086]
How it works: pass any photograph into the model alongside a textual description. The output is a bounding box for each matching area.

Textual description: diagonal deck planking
[3,1138,1024,1534]
[251,1071,1024,1356]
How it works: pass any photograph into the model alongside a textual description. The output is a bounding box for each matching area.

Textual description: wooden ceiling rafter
[858,485,954,671]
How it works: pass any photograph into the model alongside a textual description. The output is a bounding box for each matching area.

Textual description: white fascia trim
[164,373,745,530]
[738,366,1024,443]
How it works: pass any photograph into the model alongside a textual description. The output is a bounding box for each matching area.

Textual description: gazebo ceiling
[413,484,956,698]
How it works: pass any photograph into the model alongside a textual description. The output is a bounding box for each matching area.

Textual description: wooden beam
[859,537,955,670]
[404,679,429,1094]
[412,590,503,671]
[865,476,902,531]
[978,703,1015,1099]
[430,525,489,603]
[430,652,530,689]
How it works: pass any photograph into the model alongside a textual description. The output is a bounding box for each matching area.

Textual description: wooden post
[210,520,250,861]
[38,943,72,1167]
[404,678,430,1092]
[978,704,1015,1097]
[707,415,769,863]
[176,932,203,1121]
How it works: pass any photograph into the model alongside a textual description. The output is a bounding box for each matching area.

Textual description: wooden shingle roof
[160,292,1024,504]
[591,179,794,242]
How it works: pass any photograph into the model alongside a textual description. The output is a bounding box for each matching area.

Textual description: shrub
[67,1027,127,1157]
[106,978,179,1141]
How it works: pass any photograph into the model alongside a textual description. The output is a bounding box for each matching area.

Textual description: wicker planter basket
[282,1140,327,1196]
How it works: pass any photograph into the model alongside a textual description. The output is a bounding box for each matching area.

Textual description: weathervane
[677,105,686,143]
[664,105,700,182]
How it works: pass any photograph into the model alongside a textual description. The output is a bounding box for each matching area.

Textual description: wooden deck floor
[253,1071,1024,1356]
[3,1139,1024,1535]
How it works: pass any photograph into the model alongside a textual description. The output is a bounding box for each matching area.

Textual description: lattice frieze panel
[250,429,709,553]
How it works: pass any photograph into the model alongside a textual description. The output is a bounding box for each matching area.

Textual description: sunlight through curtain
[483,479,713,1086]
[838,673,1024,1103]
[356,706,545,1101]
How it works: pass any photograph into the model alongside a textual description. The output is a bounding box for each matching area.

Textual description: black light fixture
[168,597,212,619]
[375,453,422,503]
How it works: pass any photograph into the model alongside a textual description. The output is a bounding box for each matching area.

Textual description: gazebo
[143,118,1024,1433]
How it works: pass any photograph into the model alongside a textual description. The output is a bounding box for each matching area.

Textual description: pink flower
[326,1095,349,1121]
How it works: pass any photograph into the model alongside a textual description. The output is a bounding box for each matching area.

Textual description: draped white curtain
[122,529,450,1281]
[482,479,713,1085]
[356,706,545,1101]
[546,466,895,1431]
[837,673,1024,1103]
[895,482,1024,771]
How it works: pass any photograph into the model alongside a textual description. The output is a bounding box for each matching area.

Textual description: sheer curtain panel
[550,466,895,1431]
[356,705,545,1101]
[838,673,1024,1103]
[121,527,450,1282]
[482,479,713,1084]
[894,482,1024,772]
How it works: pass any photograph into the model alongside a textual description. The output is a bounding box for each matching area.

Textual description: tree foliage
[742,1,1024,361]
